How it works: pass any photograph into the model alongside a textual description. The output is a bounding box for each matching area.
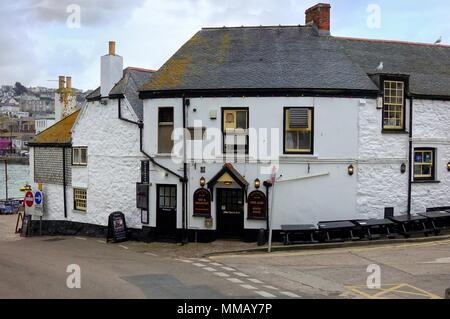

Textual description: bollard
[445,288,450,299]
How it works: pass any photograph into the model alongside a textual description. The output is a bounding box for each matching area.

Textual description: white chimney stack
[100,41,123,98]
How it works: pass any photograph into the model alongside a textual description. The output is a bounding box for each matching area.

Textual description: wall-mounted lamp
[447,162,450,172]
[401,163,407,174]
[200,176,206,187]
[254,178,261,189]
[348,165,355,176]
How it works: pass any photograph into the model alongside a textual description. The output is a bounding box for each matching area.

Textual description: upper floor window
[222,108,249,154]
[284,107,314,154]
[383,80,405,130]
[414,148,436,181]
[72,147,87,166]
[158,107,174,154]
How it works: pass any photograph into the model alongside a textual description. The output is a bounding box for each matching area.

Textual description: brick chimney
[305,3,331,35]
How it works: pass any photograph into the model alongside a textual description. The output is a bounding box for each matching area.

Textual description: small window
[72,147,87,166]
[223,108,249,154]
[284,107,313,154]
[74,188,87,212]
[414,148,436,181]
[383,80,405,130]
[158,107,174,154]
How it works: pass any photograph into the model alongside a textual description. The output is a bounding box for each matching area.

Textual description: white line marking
[75,237,87,241]
[214,272,230,278]
[222,267,236,271]
[118,245,129,250]
[248,278,264,284]
[210,262,223,266]
[264,285,279,291]
[280,291,300,298]
[199,259,210,262]
[145,253,158,257]
[240,284,257,290]
[178,259,193,263]
[97,240,106,244]
[255,291,276,298]
[234,272,249,277]
[204,267,216,272]
[193,263,206,267]
[227,278,244,284]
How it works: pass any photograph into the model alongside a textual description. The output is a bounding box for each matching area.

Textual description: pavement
[0,215,449,299]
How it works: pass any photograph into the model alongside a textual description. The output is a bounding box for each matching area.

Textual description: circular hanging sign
[25,191,34,208]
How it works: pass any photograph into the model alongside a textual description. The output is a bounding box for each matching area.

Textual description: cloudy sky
[1,0,449,90]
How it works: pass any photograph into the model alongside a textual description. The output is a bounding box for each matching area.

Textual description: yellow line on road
[345,283,442,299]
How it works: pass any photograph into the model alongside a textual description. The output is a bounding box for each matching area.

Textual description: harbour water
[0,163,30,200]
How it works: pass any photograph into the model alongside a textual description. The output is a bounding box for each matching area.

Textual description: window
[284,107,313,154]
[222,108,249,154]
[74,188,87,212]
[383,80,405,130]
[158,186,177,209]
[414,148,436,181]
[72,147,87,166]
[187,127,206,140]
[158,107,174,154]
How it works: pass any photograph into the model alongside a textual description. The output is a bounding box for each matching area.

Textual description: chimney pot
[66,76,72,89]
[58,76,65,90]
[109,41,116,55]
[305,3,331,35]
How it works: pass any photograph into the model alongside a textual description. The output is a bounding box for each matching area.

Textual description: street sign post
[34,191,44,217]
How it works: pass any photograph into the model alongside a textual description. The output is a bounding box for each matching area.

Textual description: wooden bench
[318,221,360,242]
[353,219,397,240]
[388,215,435,238]
[419,211,450,234]
[280,225,317,245]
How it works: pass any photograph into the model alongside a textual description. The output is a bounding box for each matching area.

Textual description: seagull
[434,36,442,45]
[376,62,384,72]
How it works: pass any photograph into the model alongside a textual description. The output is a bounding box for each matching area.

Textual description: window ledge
[72,209,87,214]
[412,180,441,184]
[381,130,409,135]
[280,154,318,160]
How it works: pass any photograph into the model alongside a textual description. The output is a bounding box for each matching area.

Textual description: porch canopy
[207,163,249,201]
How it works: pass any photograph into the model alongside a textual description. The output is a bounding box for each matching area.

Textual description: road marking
[145,252,158,257]
[280,291,300,298]
[193,263,206,267]
[178,259,193,263]
[255,291,276,298]
[204,267,217,272]
[214,272,230,278]
[346,283,442,300]
[119,245,129,250]
[240,284,257,290]
[199,259,210,262]
[234,272,249,277]
[210,262,223,267]
[222,267,236,271]
[264,285,280,291]
[420,257,450,264]
[248,278,264,284]
[97,240,106,244]
[75,237,87,241]
[227,278,244,284]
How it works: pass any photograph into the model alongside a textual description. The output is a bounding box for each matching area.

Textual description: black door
[217,189,244,238]
[156,185,177,240]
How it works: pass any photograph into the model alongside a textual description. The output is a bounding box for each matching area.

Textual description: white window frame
[72,147,88,166]
[73,188,87,212]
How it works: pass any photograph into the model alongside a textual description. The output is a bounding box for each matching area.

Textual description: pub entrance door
[156,185,178,240]
[216,188,244,238]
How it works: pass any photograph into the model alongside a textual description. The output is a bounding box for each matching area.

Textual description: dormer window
[383,80,405,130]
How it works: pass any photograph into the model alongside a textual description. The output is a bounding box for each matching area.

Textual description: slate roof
[109,67,155,120]
[140,25,450,97]
[28,110,80,146]
[86,87,101,101]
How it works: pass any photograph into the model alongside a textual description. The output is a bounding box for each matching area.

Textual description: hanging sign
[247,190,267,220]
[193,188,211,217]
[107,212,127,243]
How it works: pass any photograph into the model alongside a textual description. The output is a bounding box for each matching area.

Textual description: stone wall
[34,147,72,186]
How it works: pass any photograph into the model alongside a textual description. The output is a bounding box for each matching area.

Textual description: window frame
[221,107,250,155]
[283,107,314,155]
[157,107,174,154]
[381,76,407,132]
[73,188,87,212]
[72,147,88,166]
[413,148,436,182]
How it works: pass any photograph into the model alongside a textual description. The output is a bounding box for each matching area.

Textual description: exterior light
[254,178,261,189]
[348,165,354,176]
[200,176,206,187]
[401,163,407,174]
[448,162,450,172]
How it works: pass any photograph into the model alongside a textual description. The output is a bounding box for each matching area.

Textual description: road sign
[34,191,44,217]
[34,191,43,206]
[25,191,34,208]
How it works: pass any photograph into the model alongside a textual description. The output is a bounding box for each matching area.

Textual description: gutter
[181,97,189,243]
[407,97,414,217]
[113,95,140,125]
[62,146,68,219]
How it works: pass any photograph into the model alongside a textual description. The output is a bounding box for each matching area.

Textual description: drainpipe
[407,97,414,217]
[181,97,189,244]
[62,147,68,218]
[263,180,273,232]
[117,97,140,125]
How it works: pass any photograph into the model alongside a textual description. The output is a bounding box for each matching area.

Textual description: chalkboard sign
[21,214,32,237]
[107,212,127,243]
[136,183,149,210]
[193,188,211,217]
[247,191,267,220]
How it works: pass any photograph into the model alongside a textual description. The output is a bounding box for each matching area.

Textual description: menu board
[247,191,267,220]
[107,212,127,243]
[193,188,212,217]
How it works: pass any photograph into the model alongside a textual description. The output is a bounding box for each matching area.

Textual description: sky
[1,0,449,91]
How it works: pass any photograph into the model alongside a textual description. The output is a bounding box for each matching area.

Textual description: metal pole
[4,160,8,200]
[268,182,276,253]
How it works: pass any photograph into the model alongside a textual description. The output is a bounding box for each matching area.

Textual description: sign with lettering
[107,212,127,243]
[193,188,211,217]
[247,190,267,220]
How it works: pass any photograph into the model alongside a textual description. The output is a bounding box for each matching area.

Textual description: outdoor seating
[280,224,318,245]
[317,220,360,242]
[418,211,450,235]
[353,219,397,240]
[388,215,435,238]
